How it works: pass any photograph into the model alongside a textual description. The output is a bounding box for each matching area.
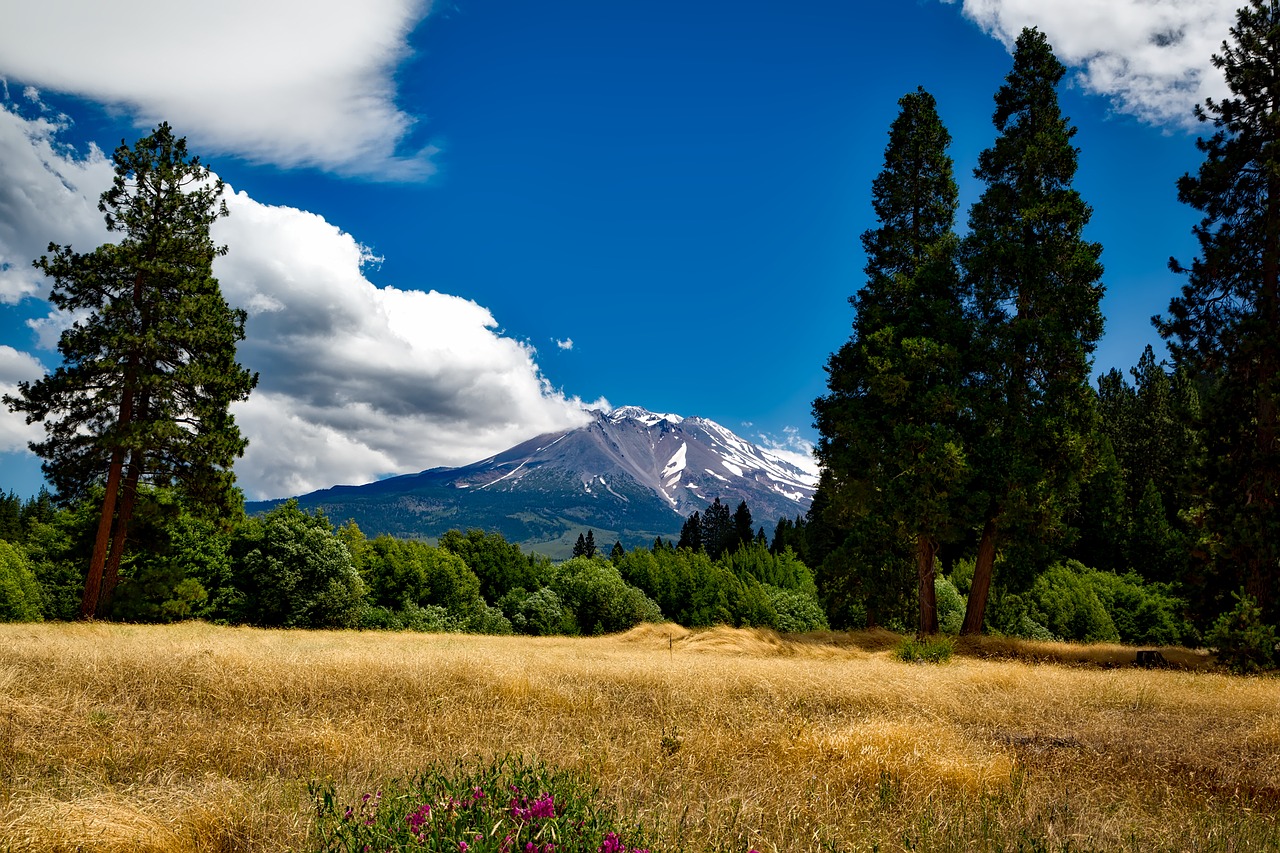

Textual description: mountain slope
[246,407,817,556]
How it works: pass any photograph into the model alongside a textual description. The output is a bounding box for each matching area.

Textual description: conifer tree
[1155,0,1280,624]
[813,87,969,636]
[959,29,1105,635]
[4,124,257,618]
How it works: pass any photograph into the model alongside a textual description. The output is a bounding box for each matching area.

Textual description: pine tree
[610,540,625,564]
[583,529,597,559]
[4,124,257,618]
[959,29,1105,635]
[732,501,754,553]
[700,498,735,560]
[573,533,587,558]
[1154,0,1280,624]
[813,87,969,636]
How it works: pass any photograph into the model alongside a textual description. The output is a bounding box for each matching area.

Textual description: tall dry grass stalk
[0,621,1275,852]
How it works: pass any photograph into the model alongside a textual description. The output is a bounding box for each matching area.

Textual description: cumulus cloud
[0,104,115,304]
[0,345,46,453]
[555,338,574,351]
[945,0,1238,127]
[0,0,436,178]
[0,110,598,499]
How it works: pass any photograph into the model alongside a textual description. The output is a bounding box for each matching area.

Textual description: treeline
[809,7,1280,671]
[0,490,827,635]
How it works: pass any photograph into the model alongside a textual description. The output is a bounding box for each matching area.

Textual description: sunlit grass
[0,621,1276,851]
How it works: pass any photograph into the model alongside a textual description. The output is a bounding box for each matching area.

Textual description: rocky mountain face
[245,406,817,557]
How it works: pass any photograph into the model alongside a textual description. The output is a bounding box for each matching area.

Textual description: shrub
[551,557,663,635]
[309,755,655,853]
[760,583,829,633]
[1027,561,1119,642]
[0,540,43,622]
[895,634,954,663]
[1207,592,1277,674]
[935,574,965,634]
[226,501,365,628]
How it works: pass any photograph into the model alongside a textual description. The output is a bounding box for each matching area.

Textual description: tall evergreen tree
[4,124,257,618]
[959,29,1105,635]
[732,501,754,553]
[1154,0,1280,624]
[700,498,735,560]
[813,87,968,636]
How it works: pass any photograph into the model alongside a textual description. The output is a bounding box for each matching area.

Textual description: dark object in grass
[1135,650,1167,668]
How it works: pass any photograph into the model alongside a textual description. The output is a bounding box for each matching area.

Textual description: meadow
[0,622,1276,852]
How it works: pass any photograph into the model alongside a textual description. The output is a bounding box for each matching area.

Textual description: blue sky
[0,0,1239,500]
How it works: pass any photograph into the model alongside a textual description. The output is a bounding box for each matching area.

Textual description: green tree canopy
[813,86,969,636]
[959,28,1105,634]
[4,124,257,618]
[1154,0,1280,625]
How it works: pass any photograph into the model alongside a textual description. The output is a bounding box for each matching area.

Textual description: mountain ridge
[245,406,817,557]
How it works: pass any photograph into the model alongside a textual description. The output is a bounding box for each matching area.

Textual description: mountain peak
[604,405,684,426]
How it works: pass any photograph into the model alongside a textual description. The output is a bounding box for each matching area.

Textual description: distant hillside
[245,406,817,557]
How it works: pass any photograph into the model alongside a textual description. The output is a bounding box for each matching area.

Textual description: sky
[0,0,1241,501]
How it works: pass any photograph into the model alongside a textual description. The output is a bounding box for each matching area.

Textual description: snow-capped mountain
[246,407,817,557]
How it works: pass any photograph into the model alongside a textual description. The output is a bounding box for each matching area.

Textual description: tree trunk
[916,532,939,637]
[961,517,998,635]
[80,447,125,620]
[98,451,141,618]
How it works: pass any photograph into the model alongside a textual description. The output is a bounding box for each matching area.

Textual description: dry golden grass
[0,621,1275,852]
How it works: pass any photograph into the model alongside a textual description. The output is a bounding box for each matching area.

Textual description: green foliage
[550,556,662,635]
[760,583,829,633]
[1086,568,1191,646]
[895,634,954,663]
[935,574,965,634]
[500,586,574,636]
[0,541,43,622]
[1155,1,1280,626]
[1027,561,1119,643]
[225,501,364,628]
[960,27,1105,633]
[1207,592,1278,674]
[439,529,545,605]
[19,495,98,620]
[309,755,655,853]
[362,535,485,621]
[814,86,969,638]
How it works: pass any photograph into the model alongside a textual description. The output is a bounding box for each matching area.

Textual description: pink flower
[459,843,469,852]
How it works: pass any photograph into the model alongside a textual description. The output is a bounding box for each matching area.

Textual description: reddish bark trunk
[916,532,939,637]
[961,517,998,635]
[80,446,125,620]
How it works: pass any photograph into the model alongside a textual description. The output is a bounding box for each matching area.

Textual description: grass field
[0,622,1276,852]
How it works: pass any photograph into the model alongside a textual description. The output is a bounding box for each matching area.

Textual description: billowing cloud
[555,338,574,351]
[945,0,1237,127]
[0,105,115,304]
[0,0,436,178]
[0,345,46,453]
[0,109,599,499]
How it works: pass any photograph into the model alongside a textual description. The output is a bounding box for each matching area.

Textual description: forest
[3,4,1280,677]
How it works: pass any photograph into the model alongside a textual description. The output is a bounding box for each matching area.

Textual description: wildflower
[459,843,469,852]
[597,832,626,853]
[473,786,486,801]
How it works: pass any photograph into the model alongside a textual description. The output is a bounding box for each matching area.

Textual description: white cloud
[555,338,574,351]
[0,104,115,304]
[756,426,819,478]
[0,345,46,453]
[0,110,598,500]
[0,0,436,178]
[945,0,1238,127]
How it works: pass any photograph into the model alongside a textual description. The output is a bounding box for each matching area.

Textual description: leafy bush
[895,634,954,663]
[1207,592,1278,674]
[760,583,829,633]
[225,501,365,628]
[0,540,43,622]
[551,557,663,635]
[500,586,574,636]
[1027,561,1119,642]
[936,574,965,634]
[309,755,654,853]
